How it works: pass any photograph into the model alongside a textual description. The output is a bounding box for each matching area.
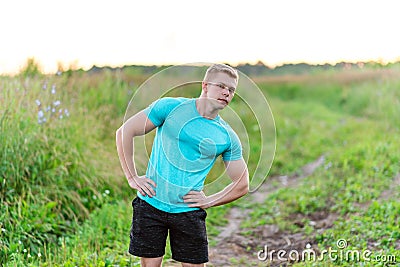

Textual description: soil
[207,158,400,267]
[379,173,400,201]
[208,156,336,267]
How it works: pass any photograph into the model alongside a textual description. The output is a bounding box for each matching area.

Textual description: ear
[202,81,208,93]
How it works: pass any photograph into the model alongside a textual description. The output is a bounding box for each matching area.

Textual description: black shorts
[129,197,208,264]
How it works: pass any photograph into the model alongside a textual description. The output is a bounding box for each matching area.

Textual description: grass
[0,72,133,265]
[239,68,400,266]
[1,65,399,266]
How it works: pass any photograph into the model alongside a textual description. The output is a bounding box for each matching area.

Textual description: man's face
[202,72,237,108]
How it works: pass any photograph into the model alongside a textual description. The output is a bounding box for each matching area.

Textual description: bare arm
[183,158,249,208]
[115,110,157,196]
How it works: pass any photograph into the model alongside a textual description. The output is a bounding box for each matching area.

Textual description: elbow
[116,127,127,148]
[242,181,250,196]
[116,127,122,135]
[241,169,250,196]
[237,176,249,197]
[115,128,122,142]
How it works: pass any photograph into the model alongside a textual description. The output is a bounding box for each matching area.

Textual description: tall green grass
[0,71,135,265]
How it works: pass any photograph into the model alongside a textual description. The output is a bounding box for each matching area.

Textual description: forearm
[184,159,250,208]
[205,178,249,208]
[116,129,138,181]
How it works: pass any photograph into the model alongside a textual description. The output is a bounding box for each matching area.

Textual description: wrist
[127,174,139,181]
[203,196,213,209]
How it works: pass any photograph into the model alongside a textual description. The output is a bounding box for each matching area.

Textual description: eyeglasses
[206,82,236,94]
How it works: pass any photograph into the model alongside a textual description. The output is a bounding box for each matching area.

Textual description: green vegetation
[0,71,134,266]
[1,63,399,266]
[241,68,400,266]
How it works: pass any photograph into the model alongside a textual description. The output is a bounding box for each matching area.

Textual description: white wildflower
[1,228,6,232]
[38,110,44,118]
[53,100,61,106]
[105,189,110,195]
[51,85,56,94]
[35,99,41,106]
[38,252,42,257]
[28,253,31,258]
[38,110,46,124]
[23,249,27,253]
[93,195,97,200]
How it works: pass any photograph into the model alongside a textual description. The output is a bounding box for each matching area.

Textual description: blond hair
[203,64,238,83]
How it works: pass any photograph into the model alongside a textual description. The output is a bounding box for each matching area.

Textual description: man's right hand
[128,175,157,197]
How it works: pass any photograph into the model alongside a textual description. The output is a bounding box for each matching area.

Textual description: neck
[196,97,219,119]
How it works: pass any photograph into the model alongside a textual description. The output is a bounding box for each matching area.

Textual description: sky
[0,0,399,74]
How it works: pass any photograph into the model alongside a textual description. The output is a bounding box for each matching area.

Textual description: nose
[222,88,229,96]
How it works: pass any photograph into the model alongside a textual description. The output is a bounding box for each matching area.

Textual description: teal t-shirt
[138,97,242,213]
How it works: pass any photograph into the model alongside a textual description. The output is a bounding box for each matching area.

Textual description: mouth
[218,99,228,105]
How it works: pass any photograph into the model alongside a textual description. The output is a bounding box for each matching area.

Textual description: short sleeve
[222,130,243,161]
[144,97,183,127]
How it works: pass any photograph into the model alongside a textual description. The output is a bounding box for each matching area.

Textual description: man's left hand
[183,191,210,209]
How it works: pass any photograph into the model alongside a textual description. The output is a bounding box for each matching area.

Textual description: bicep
[118,110,156,137]
[224,158,249,182]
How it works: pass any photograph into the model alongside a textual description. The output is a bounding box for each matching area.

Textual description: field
[1,64,399,266]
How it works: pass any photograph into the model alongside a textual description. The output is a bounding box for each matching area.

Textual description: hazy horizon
[1,0,399,75]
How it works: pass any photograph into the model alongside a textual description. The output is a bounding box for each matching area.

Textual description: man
[116,64,249,267]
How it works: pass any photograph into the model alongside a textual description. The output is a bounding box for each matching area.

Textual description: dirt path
[164,161,399,266]
[208,159,400,266]
[379,173,400,201]
[208,155,334,266]
[163,156,327,267]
